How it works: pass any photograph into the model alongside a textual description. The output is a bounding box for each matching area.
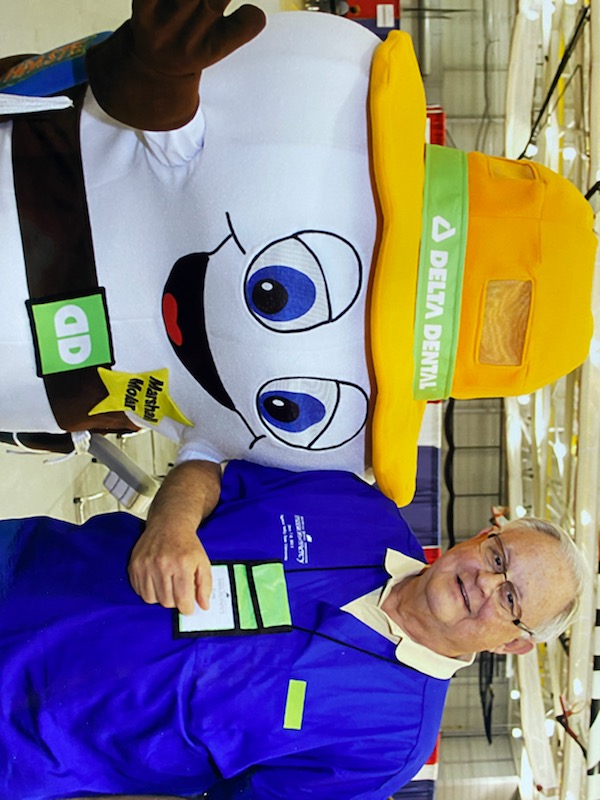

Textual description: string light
[519,748,534,800]
[545,126,557,150]
[553,440,567,460]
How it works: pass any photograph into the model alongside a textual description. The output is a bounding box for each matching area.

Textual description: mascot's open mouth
[162,252,235,411]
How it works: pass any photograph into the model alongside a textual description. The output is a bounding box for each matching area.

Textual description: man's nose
[477,570,505,597]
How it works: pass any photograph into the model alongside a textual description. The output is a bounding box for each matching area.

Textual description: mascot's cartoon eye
[247,266,316,322]
[259,390,326,432]
[244,232,362,333]
[257,377,368,450]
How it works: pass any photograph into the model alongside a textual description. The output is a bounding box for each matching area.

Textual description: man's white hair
[501,516,587,643]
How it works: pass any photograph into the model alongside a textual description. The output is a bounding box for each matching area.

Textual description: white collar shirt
[341,548,475,680]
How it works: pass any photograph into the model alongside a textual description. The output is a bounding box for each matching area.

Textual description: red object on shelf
[425,735,440,765]
[426,105,446,145]
[423,545,441,565]
[346,0,400,20]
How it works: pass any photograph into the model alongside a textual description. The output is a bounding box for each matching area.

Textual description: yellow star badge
[90,368,192,427]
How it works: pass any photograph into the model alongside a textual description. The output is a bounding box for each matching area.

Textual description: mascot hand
[131,0,267,75]
[86,0,266,131]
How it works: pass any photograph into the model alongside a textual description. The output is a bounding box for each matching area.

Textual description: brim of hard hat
[369,31,427,507]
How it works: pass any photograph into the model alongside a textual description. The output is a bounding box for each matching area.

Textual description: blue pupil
[246,265,316,322]
[259,390,326,432]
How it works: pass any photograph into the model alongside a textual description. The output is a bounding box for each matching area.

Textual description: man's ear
[492,637,535,656]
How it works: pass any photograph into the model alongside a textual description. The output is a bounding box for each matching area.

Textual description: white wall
[0,0,281,56]
[0,0,132,55]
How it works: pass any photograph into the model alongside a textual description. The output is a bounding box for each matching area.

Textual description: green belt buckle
[26,289,114,377]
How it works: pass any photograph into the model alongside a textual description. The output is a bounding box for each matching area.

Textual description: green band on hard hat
[412,145,469,400]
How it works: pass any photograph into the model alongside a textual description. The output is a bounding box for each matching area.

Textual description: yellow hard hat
[369,31,597,507]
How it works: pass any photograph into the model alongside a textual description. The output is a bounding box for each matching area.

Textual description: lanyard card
[173,560,292,638]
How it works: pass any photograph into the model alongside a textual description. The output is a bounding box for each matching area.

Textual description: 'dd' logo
[26,290,114,377]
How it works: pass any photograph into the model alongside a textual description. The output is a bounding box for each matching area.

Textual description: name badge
[26,289,113,376]
[174,561,292,638]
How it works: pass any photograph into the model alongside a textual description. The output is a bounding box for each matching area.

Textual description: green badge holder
[174,561,292,638]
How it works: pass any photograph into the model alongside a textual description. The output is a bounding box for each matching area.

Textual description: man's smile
[457,576,471,612]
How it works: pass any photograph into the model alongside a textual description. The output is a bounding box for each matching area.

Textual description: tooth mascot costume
[0,0,597,506]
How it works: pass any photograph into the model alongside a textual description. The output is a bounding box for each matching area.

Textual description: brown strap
[11,85,137,433]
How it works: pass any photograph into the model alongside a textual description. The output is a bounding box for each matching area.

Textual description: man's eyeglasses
[480,533,535,638]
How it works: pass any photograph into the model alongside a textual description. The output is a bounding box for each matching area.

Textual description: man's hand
[86,0,266,130]
[128,459,221,614]
[128,519,212,615]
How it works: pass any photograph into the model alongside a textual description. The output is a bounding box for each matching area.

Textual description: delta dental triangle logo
[422,215,456,323]
[433,215,456,242]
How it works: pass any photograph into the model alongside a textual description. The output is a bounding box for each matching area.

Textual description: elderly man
[0,460,582,800]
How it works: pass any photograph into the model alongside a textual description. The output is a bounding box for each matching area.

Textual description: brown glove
[85,0,266,131]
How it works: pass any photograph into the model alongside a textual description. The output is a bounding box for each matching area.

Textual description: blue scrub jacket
[0,461,449,800]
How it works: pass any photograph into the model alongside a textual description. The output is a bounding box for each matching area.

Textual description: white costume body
[0,14,381,473]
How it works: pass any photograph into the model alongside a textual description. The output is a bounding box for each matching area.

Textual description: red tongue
[162,293,183,346]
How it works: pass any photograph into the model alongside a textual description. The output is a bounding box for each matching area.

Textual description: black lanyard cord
[290,624,419,671]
